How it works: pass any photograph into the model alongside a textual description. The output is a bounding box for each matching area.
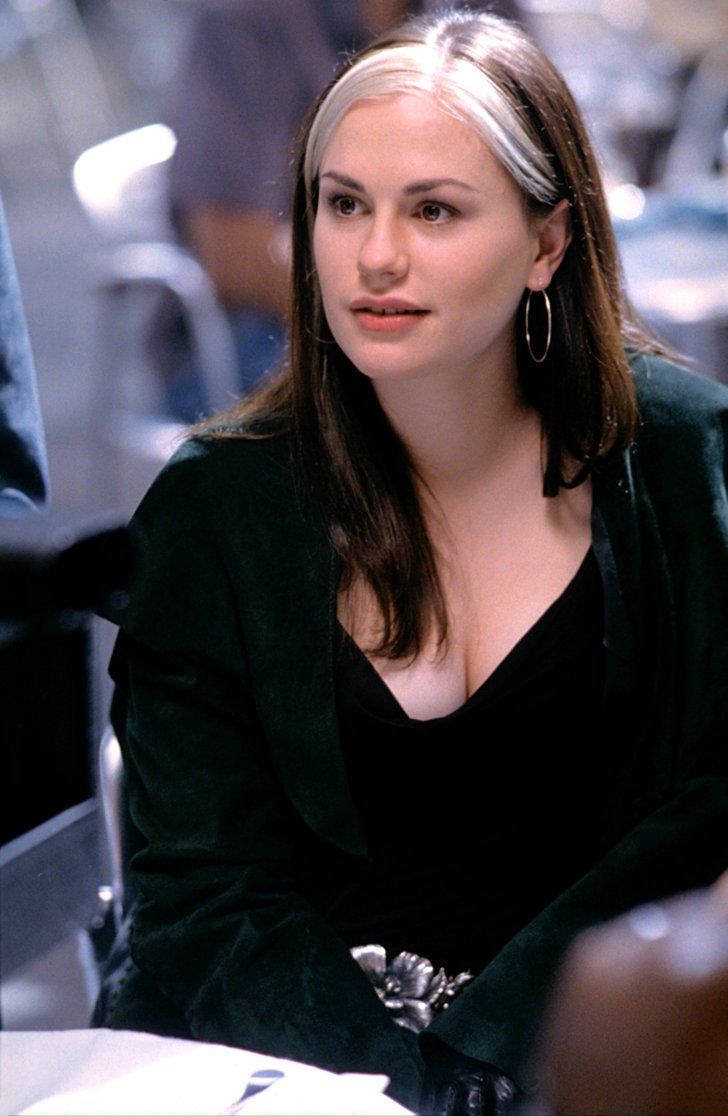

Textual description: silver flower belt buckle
[351,944,473,1033]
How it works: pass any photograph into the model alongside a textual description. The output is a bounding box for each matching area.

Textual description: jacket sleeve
[105,445,423,1109]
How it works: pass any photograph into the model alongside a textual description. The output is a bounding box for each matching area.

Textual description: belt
[351,944,474,1033]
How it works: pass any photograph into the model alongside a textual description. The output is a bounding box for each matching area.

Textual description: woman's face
[313,92,544,388]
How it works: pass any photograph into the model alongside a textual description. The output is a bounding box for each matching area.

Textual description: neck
[372,355,542,496]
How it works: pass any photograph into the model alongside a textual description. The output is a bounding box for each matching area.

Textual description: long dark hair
[205,11,673,658]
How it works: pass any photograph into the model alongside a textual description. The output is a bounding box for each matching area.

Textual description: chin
[353,360,434,384]
[339,344,434,384]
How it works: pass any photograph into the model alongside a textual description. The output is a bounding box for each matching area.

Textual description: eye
[417,202,456,224]
[328,194,361,217]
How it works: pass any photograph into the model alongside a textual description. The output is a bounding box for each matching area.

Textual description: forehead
[318,92,509,188]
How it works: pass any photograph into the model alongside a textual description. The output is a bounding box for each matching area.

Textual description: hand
[421,1053,518,1116]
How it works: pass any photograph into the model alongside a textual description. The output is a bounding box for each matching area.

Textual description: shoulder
[625,355,727,518]
[630,352,728,432]
[104,432,313,631]
[132,433,297,533]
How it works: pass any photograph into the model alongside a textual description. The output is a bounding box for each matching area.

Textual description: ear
[526,199,572,290]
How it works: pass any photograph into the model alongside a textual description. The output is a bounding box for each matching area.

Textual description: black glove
[421,1051,519,1116]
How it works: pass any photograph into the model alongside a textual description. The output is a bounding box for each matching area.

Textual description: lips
[350,308,429,334]
[359,307,422,316]
[348,298,429,333]
[349,297,428,315]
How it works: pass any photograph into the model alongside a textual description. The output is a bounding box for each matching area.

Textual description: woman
[101,11,728,1115]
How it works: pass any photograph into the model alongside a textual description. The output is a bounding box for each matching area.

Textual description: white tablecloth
[0,1029,413,1115]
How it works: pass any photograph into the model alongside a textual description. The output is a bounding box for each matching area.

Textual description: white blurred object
[94,725,124,937]
[1,1030,412,1116]
[72,125,177,241]
[608,182,646,221]
[71,125,239,512]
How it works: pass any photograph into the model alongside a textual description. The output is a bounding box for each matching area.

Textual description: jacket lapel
[235,439,367,859]
[593,446,677,808]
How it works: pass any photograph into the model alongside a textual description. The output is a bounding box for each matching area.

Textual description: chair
[87,723,134,1026]
[93,725,125,940]
[71,125,240,512]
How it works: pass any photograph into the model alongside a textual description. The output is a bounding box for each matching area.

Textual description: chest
[339,482,594,719]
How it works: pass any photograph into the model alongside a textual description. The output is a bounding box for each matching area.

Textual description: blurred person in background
[98,9,727,1116]
[159,0,522,418]
[535,870,728,1115]
[0,193,48,517]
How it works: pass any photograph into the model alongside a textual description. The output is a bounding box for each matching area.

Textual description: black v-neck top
[331,549,610,974]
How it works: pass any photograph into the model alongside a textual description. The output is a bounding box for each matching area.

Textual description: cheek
[448,238,532,313]
[312,222,325,283]
[312,224,341,309]
[312,225,350,347]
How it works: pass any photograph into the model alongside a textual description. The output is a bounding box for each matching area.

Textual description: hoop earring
[525,287,552,364]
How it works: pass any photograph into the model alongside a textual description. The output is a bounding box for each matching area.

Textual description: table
[0,1029,412,1115]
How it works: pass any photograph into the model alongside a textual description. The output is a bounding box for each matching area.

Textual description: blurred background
[2,0,726,524]
[1,0,726,1039]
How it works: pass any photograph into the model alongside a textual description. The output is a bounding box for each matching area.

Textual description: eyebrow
[319,171,478,194]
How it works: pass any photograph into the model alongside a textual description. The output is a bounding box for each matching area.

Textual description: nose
[357,212,408,284]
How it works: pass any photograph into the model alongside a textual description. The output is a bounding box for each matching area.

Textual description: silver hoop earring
[525,287,552,364]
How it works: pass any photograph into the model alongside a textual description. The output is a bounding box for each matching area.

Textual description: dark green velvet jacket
[105,357,728,1110]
